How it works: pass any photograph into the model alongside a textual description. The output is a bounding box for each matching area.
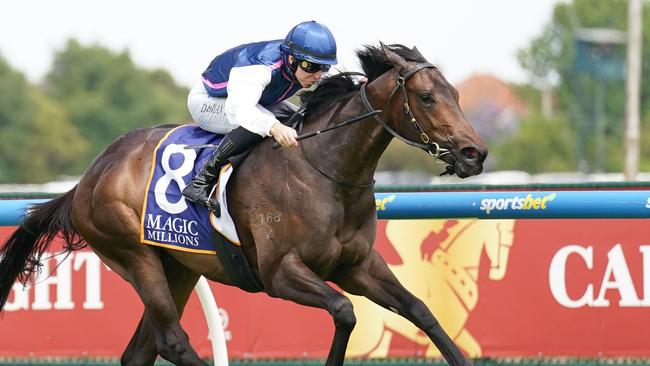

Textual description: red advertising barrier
[1,219,649,358]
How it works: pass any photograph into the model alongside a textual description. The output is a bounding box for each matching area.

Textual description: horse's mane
[300,43,427,121]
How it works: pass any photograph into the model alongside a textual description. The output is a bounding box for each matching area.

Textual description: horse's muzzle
[445,145,487,178]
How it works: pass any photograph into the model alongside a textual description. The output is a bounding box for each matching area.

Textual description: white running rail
[194,276,229,366]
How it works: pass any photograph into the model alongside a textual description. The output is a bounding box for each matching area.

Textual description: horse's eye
[419,92,435,105]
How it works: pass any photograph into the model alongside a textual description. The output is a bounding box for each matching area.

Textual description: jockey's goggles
[298,59,330,73]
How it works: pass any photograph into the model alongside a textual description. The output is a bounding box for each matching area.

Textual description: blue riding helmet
[281,21,337,65]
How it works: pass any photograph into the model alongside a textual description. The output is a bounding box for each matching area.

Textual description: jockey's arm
[225,65,278,137]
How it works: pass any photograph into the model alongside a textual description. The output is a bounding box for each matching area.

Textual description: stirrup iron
[206,184,220,217]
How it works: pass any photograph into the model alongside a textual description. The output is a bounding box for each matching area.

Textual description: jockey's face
[289,55,325,88]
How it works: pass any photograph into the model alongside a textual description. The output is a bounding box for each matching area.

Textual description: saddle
[209,158,263,293]
[140,125,264,292]
[140,107,304,293]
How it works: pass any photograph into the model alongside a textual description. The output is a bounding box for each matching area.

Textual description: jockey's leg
[182,126,262,213]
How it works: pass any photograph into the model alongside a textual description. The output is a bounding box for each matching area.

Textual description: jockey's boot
[182,127,262,215]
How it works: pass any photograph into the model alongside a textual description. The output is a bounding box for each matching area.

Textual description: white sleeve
[225,65,279,137]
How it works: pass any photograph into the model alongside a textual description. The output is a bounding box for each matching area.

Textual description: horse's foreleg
[121,251,200,366]
[264,253,356,366]
[333,250,471,366]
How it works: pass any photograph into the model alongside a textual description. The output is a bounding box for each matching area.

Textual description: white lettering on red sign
[549,244,650,308]
[5,252,106,311]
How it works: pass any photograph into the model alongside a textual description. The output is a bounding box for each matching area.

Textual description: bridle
[359,62,450,161]
[296,63,453,188]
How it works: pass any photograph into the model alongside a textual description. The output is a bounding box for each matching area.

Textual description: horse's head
[361,44,487,178]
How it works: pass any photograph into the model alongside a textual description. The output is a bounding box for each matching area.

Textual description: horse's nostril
[462,147,480,160]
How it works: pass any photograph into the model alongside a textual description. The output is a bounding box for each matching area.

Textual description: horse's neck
[301,79,394,188]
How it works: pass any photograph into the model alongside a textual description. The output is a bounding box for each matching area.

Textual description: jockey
[183,20,338,211]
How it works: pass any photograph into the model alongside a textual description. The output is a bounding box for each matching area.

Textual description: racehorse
[0,44,486,366]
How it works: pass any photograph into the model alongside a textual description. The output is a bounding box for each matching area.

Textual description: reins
[272,110,381,148]
[293,64,451,188]
[188,65,452,188]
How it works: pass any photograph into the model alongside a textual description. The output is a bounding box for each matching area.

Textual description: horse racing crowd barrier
[0,197,230,366]
[374,190,650,219]
[3,190,650,226]
[1,185,650,364]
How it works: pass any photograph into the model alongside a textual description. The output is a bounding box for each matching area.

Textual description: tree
[514,0,650,172]
[43,40,190,171]
[492,112,576,173]
[0,54,87,183]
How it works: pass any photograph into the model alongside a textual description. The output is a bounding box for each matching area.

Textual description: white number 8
[154,143,196,214]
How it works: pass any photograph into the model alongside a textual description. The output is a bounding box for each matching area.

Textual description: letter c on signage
[549,245,594,308]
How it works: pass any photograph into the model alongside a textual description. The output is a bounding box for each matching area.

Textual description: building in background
[457,74,528,144]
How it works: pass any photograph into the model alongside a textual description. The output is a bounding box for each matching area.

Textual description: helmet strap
[285,54,301,84]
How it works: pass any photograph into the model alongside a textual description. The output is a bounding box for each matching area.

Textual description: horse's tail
[0,187,84,312]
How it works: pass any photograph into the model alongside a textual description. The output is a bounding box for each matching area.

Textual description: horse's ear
[380,42,409,71]
[412,45,424,59]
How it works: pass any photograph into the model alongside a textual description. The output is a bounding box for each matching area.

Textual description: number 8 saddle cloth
[140,124,263,292]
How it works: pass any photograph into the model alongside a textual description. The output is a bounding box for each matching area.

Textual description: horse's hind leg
[333,250,471,366]
[89,238,207,366]
[121,251,200,366]
[264,253,356,366]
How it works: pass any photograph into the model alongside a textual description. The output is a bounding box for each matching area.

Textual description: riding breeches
[187,81,297,136]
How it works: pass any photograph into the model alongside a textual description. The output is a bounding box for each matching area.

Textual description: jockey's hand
[270,122,298,148]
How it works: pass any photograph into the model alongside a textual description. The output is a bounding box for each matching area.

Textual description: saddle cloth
[140,125,240,254]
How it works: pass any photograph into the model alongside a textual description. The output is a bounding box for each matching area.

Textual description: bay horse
[0,44,486,366]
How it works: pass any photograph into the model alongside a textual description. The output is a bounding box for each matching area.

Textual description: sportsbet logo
[375,194,396,211]
[480,193,556,214]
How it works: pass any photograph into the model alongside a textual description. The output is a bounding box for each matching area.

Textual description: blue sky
[0,0,563,87]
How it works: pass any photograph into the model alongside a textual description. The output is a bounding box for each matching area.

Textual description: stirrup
[205,184,221,217]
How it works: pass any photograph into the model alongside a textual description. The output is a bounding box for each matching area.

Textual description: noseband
[293,64,453,189]
[360,63,450,161]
